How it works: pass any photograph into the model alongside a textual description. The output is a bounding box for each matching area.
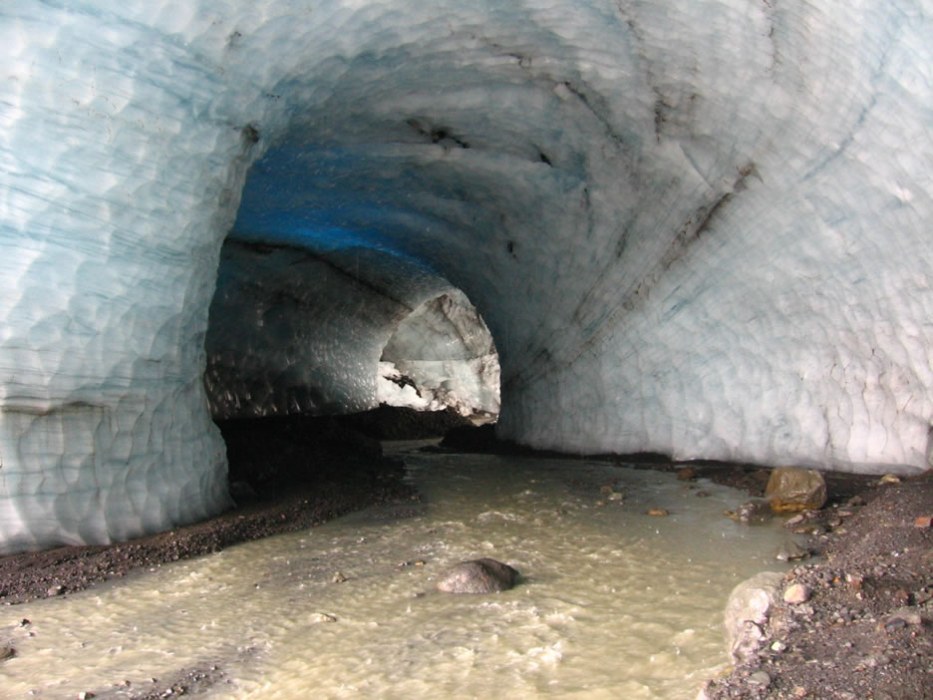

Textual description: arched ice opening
[203,234,500,422]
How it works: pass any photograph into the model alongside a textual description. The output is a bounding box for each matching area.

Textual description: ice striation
[1,0,931,552]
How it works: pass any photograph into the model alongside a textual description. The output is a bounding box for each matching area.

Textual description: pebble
[783,583,812,604]
[646,507,669,517]
[676,467,697,481]
[309,612,338,624]
[397,560,426,569]
[734,500,772,524]
[883,617,907,632]
[770,640,787,652]
[884,608,922,628]
[775,541,809,562]
[748,671,771,688]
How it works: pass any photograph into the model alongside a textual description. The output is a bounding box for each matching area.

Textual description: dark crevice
[559,80,627,148]
[406,118,470,149]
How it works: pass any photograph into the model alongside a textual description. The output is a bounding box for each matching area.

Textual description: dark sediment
[339,404,472,440]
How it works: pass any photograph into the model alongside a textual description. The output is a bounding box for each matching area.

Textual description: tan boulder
[765,467,827,513]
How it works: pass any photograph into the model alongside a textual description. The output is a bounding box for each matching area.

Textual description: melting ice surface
[1,0,931,552]
[1,450,795,699]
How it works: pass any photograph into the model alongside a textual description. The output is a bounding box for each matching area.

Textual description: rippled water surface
[2,447,793,698]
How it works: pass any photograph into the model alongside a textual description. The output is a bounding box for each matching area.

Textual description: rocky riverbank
[701,470,932,700]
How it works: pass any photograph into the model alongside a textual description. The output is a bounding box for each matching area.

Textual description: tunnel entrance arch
[201,203,504,502]
[202,237,502,424]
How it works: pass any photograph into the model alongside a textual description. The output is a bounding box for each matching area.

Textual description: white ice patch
[378,291,501,416]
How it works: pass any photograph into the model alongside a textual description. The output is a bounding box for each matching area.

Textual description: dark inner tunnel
[202,140,503,505]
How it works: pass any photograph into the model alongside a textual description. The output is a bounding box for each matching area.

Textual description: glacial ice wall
[1,0,931,551]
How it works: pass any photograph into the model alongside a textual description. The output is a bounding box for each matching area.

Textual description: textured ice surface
[378,292,500,416]
[204,238,451,419]
[1,0,932,551]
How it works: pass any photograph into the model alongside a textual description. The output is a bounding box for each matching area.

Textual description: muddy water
[1,448,795,699]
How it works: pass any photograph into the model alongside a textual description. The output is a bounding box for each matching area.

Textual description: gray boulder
[436,558,520,594]
[723,571,784,664]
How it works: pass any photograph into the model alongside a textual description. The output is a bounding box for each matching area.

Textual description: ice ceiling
[1,1,931,552]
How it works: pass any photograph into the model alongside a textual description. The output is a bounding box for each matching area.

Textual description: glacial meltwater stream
[1,446,795,699]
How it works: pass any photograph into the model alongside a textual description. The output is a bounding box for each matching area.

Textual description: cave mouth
[202,237,500,425]
[202,164,504,500]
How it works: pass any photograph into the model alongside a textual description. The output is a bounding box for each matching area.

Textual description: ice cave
[1,0,931,553]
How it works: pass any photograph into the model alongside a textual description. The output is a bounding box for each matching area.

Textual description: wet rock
[783,583,812,604]
[309,612,338,624]
[723,571,784,664]
[765,468,827,513]
[732,499,772,524]
[748,671,771,688]
[676,467,697,481]
[0,645,15,662]
[436,558,519,594]
[775,540,809,562]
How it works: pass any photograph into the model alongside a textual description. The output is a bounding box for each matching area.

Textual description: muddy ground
[1,415,930,699]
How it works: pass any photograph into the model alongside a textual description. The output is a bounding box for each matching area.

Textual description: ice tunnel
[1,0,931,552]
